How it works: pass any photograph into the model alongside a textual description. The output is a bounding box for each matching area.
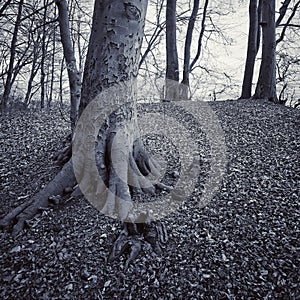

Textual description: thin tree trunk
[1,0,24,109]
[276,0,291,26]
[40,0,48,109]
[181,0,209,99]
[56,0,81,131]
[181,0,200,100]
[240,0,260,99]
[165,0,179,101]
[189,0,209,71]
[25,41,40,105]
[49,20,56,109]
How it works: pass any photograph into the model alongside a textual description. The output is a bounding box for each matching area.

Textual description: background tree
[56,0,81,131]
[181,0,209,99]
[165,0,179,100]
[1,0,24,109]
[241,0,299,103]
[240,0,261,99]
[253,0,277,101]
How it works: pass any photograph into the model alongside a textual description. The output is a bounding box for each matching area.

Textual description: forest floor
[0,99,299,300]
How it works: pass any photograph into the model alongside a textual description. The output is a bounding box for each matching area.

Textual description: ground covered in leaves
[0,99,299,299]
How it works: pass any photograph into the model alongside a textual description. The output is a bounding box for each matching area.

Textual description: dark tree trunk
[240,0,260,99]
[253,0,277,102]
[181,0,200,100]
[276,0,291,27]
[25,40,40,106]
[181,0,209,100]
[40,0,48,109]
[49,18,56,109]
[189,0,209,71]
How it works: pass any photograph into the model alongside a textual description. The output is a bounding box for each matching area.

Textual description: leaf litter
[0,99,299,299]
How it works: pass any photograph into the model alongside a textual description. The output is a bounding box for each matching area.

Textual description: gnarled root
[108,221,168,270]
[0,159,76,236]
[53,134,72,166]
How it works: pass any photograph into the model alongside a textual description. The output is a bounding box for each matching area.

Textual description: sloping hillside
[0,99,299,299]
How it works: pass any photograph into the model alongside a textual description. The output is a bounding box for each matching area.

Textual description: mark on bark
[124,3,141,21]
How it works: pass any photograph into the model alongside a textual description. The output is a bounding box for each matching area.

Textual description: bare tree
[276,0,300,44]
[181,0,209,99]
[253,0,277,102]
[1,0,24,109]
[56,0,81,131]
[240,0,261,99]
[165,0,179,100]
[1,1,167,265]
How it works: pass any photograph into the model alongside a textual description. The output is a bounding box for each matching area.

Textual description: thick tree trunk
[76,0,160,223]
[80,0,147,110]
[240,0,260,99]
[165,0,179,100]
[253,0,277,102]
[1,1,167,266]
[1,0,156,233]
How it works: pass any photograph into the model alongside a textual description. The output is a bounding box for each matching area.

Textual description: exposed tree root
[1,111,172,271]
[53,134,72,166]
[0,159,76,236]
[108,221,168,270]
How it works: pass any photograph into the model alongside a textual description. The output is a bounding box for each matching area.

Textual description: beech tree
[1,0,169,266]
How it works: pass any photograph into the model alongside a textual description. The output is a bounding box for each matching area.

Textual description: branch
[276,0,300,44]
[277,23,300,28]
[276,0,291,27]
[190,0,209,71]
[20,0,56,22]
[0,0,12,17]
